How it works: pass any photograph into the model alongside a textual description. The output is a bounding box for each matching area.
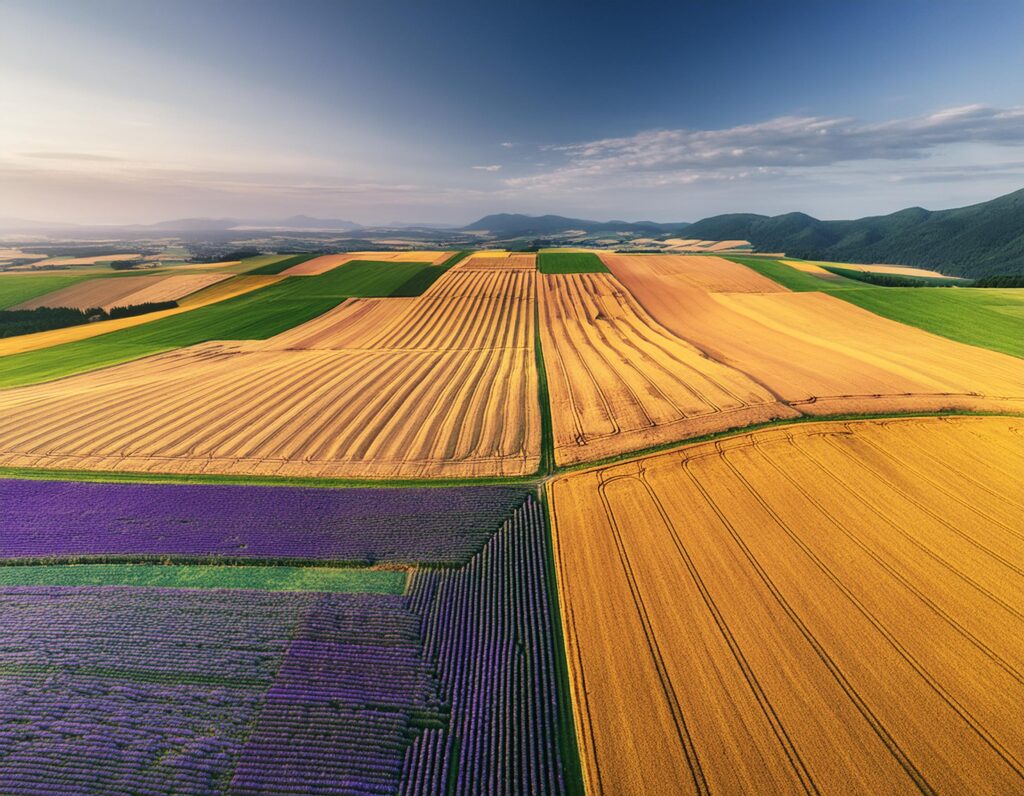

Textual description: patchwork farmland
[0,245,1021,793]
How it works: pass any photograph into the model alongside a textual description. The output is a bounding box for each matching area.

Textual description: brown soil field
[538,272,796,465]
[14,275,169,311]
[0,275,283,358]
[101,273,229,306]
[608,257,1024,417]
[602,253,784,292]
[0,262,540,478]
[550,415,1024,796]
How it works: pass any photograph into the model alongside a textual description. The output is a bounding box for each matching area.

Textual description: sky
[1,0,1023,226]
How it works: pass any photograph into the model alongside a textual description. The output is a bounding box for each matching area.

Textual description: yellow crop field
[0,256,540,478]
[538,272,796,465]
[550,415,1024,795]
[0,275,283,356]
[601,253,784,292]
[606,255,1024,416]
[280,251,450,275]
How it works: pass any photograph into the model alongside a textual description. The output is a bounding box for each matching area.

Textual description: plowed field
[550,415,1024,795]
[14,275,164,311]
[538,272,795,464]
[606,256,1024,417]
[0,255,540,478]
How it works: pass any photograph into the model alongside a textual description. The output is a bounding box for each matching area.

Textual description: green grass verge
[0,562,407,593]
[0,275,91,310]
[538,251,609,274]
[0,260,434,387]
[724,256,1024,358]
[390,250,471,297]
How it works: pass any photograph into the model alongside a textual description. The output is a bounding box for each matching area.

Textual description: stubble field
[0,253,540,478]
[550,415,1024,795]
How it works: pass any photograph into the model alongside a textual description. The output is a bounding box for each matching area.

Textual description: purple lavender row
[0,479,528,565]
[230,596,445,794]
[399,496,569,795]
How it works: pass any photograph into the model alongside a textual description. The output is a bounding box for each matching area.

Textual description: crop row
[0,479,529,565]
[0,494,572,793]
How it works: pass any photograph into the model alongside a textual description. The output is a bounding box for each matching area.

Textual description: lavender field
[0,484,577,794]
[0,479,528,565]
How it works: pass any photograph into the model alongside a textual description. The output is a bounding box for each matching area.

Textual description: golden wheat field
[280,250,450,275]
[0,254,540,477]
[605,255,1024,416]
[538,271,796,465]
[550,415,1024,796]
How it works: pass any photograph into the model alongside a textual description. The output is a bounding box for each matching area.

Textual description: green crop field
[725,256,1024,357]
[538,251,610,274]
[0,563,407,592]
[0,260,436,387]
[0,275,91,310]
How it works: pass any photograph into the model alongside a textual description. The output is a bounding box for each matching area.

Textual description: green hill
[684,188,1024,278]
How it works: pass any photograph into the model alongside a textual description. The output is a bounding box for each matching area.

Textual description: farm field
[14,272,229,310]
[550,415,1024,795]
[0,481,576,794]
[733,255,1024,356]
[0,254,541,477]
[538,251,610,274]
[0,259,436,387]
[0,274,91,309]
[538,270,797,465]
[606,254,1024,417]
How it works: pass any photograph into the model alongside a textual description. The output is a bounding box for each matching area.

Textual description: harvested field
[102,273,228,306]
[456,252,537,270]
[538,272,795,465]
[0,262,541,478]
[30,253,142,267]
[14,275,167,311]
[602,252,785,292]
[609,256,1024,416]
[550,415,1024,796]
[0,275,283,357]
[281,251,449,276]
[825,261,953,279]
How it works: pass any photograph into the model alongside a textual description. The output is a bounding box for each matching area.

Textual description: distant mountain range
[3,189,1020,277]
[683,188,1024,279]
[461,213,690,237]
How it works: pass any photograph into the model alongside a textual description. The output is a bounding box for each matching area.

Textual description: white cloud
[472,164,503,172]
[500,142,515,148]
[506,105,1024,192]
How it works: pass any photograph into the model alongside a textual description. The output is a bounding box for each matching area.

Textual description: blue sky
[1,0,1022,224]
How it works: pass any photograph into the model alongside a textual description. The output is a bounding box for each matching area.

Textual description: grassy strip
[537,486,586,795]
[390,250,471,297]
[538,251,609,274]
[0,260,432,387]
[725,256,1024,358]
[243,253,318,275]
[0,562,406,593]
[0,465,542,489]
[0,274,92,310]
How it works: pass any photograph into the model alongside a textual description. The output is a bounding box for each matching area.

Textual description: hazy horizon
[2,0,1023,226]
